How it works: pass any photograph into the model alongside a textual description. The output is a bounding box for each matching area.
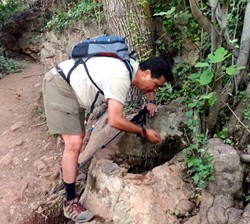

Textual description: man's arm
[108,99,161,144]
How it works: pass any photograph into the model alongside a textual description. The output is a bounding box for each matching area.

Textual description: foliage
[45,0,102,32]
[246,195,250,202]
[0,0,22,77]
[150,0,248,192]
[193,47,245,86]
[0,0,21,26]
[0,0,34,26]
[185,143,215,189]
[0,55,20,79]
[152,0,203,54]
[178,46,245,189]
[154,83,173,104]
[182,113,215,190]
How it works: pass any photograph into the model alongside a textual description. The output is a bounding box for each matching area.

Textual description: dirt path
[0,61,62,223]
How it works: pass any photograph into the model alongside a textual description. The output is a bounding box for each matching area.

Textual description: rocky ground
[0,61,64,223]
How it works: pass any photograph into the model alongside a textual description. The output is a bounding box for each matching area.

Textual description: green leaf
[198,71,214,85]
[193,174,200,184]
[226,65,245,75]
[189,73,200,81]
[195,62,209,68]
[198,92,217,106]
[185,110,193,117]
[153,7,175,18]
[188,101,197,108]
[199,92,214,100]
[187,156,200,168]
[208,47,231,63]
[208,176,215,182]
[198,180,207,189]
[208,96,217,106]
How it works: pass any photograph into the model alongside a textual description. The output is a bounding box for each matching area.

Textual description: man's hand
[146,102,157,118]
[108,99,161,144]
[145,92,157,118]
[143,128,161,144]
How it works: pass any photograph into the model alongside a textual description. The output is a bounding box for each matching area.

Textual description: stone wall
[40,22,102,72]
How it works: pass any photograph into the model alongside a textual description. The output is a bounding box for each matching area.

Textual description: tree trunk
[101,0,154,59]
[189,0,212,34]
[227,82,250,148]
[101,0,155,104]
[226,1,250,139]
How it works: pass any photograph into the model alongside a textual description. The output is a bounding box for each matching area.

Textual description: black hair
[139,56,174,82]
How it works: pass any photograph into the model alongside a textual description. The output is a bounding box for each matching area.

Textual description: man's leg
[42,71,92,222]
[62,133,84,201]
[62,132,94,222]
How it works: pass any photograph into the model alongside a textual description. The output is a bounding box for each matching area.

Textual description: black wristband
[148,100,156,104]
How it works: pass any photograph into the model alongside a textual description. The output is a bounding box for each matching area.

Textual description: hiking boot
[63,199,94,223]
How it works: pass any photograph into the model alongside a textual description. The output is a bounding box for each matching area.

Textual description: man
[42,56,173,223]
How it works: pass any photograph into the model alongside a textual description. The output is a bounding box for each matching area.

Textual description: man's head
[133,57,173,94]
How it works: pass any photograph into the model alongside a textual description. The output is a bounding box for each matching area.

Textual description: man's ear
[144,69,151,77]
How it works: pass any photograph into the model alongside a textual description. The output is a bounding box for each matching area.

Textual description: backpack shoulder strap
[124,60,133,80]
[79,58,104,95]
[79,58,104,113]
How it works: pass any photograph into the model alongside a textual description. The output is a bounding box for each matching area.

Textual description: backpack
[71,36,133,66]
[55,35,135,112]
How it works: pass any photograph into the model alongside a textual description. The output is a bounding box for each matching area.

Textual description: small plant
[216,127,232,144]
[0,0,21,26]
[184,110,215,189]
[45,0,102,32]
[0,56,20,78]
[178,46,246,190]
[154,82,173,104]
[153,3,201,53]
[186,147,215,189]
[246,195,250,202]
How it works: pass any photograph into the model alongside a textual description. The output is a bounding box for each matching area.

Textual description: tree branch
[188,0,213,33]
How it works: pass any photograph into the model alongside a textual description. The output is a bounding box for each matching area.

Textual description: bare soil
[0,61,64,223]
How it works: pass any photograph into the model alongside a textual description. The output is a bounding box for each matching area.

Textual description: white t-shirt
[58,57,139,110]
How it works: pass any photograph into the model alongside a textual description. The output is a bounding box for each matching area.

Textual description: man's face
[138,70,166,94]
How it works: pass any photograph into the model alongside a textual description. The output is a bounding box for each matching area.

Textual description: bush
[0,56,20,78]
[0,0,21,26]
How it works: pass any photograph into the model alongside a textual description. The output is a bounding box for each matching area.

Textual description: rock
[0,152,14,166]
[10,122,25,131]
[241,203,250,221]
[184,138,245,224]
[1,130,9,136]
[239,153,250,163]
[12,157,21,166]
[175,200,195,217]
[33,82,41,88]
[33,160,46,171]
[16,139,23,146]
[7,139,23,149]
[207,138,243,196]
[8,142,17,149]
[82,155,191,223]
[226,208,243,224]
[9,206,16,215]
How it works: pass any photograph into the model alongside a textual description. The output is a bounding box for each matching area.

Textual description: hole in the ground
[113,135,184,174]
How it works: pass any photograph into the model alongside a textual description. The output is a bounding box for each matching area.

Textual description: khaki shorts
[42,69,85,135]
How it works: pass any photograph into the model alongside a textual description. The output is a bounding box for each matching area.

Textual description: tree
[189,0,250,147]
[101,0,155,105]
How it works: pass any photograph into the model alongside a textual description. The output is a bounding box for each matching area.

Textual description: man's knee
[63,134,84,153]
